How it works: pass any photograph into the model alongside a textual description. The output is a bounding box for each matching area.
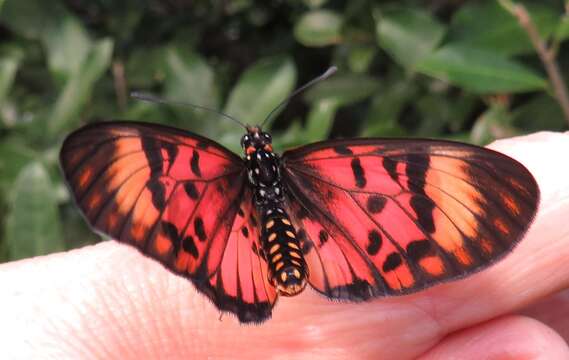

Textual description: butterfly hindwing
[201,188,278,322]
[286,189,387,300]
[60,121,274,322]
[281,139,539,299]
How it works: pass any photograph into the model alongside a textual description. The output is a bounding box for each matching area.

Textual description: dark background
[0,0,567,262]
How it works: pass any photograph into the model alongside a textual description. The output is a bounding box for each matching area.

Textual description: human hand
[2,132,569,359]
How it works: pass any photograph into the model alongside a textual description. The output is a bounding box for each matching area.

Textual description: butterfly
[59,71,539,324]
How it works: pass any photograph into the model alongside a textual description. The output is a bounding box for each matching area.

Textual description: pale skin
[2,132,569,359]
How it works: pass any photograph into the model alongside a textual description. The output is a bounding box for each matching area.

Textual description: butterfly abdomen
[246,147,307,296]
[261,208,307,296]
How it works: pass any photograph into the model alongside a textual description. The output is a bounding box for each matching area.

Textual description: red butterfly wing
[203,187,278,322]
[60,121,276,322]
[281,139,539,299]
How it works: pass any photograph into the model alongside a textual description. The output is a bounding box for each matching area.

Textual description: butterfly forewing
[60,122,275,322]
[281,139,539,298]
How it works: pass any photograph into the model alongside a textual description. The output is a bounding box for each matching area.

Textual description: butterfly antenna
[260,66,338,128]
[130,91,248,129]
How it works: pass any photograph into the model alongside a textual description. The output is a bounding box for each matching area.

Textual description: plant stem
[502,1,569,125]
[112,60,127,111]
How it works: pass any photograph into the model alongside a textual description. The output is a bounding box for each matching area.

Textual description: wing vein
[285,170,388,296]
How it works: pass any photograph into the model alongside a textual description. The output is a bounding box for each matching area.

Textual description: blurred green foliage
[0,0,568,262]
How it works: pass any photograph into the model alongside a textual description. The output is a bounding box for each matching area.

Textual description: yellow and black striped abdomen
[261,208,307,296]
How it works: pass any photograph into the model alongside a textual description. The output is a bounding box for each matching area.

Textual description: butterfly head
[242,126,273,155]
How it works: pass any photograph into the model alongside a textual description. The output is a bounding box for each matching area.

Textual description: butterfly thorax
[242,128,307,296]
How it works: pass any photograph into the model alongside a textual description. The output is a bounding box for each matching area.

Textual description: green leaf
[0,0,90,82]
[0,46,22,105]
[224,56,297,126]
[157,46,221,133]
[102,0,144,44]
[416,44,547,93]
[164,46,219,110]
[294,10,343,47]
[363,80,415,137]
[414,92,476,136]
[304,73,380,106]
[0,138,38,193]
[512,94,567,131]
[304,99,339,141]
[555,14,569,43]
[41,14,92,83]
[449,1,558,56]
[471,103,517,144]
[348,46,376,73]
[126,47,167,88]
[375,6,445,69]
[47,38,114,138]
[272,120,304,150]
[0,0,64,39]
[121,101,169,123]
[302,0,327,8]
[4,162,64,260]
